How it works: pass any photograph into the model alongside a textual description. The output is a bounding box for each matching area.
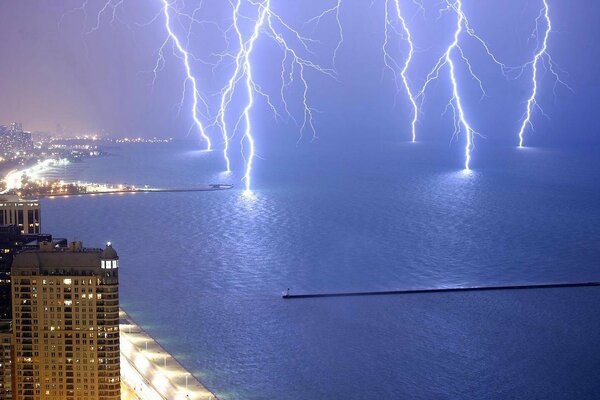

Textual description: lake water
[42,141,600,399]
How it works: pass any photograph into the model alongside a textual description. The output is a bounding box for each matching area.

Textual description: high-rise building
[0,321,11,400]
[0,124,33,155]
[0,196,41,235]
[1,224,65,322]
[1,196,66,323]
[11,242,121,400]
[8,123,23,133]
[0,223,65,400]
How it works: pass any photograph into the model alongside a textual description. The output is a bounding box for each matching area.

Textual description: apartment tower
[11,241,120,400]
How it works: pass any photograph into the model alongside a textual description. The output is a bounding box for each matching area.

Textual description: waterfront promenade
[119,309,217,400]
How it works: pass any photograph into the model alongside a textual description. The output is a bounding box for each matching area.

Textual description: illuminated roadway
[119,310,217,400]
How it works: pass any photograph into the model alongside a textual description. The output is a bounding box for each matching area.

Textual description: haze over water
[42,141,600,399]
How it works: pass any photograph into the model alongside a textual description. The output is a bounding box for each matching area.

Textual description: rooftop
[12,243,118,275]
[0,195,38,204]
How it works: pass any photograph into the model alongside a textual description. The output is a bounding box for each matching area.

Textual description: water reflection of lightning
[383,0,418,142]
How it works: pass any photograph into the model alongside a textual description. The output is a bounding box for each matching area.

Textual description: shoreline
[119,309,218,400]
[39,186,233,198]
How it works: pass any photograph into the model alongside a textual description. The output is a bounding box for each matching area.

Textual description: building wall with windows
[0,223,64,322]
[11,243,120,400]
[0,196,40,235]
[0,323,12,400]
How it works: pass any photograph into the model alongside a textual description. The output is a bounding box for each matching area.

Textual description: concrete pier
[282,281,600,299]
[119,309,218,400]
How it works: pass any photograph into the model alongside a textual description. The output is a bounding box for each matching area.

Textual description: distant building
[0,123,33,155]
[0,195,41,234]
[11,242,121,400]
[0,223,66,322]
[9,123,22,132]
[0,225,23,322]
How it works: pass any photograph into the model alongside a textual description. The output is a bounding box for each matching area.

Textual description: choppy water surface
[43,142,600,399]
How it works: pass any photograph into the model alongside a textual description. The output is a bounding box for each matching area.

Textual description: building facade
[0,196,41,235]
[0,322,11,400]
[0,224,63,322]
[11,242,120,400]
[0,124,33,156]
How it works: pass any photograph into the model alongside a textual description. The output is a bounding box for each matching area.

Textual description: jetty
[37,185,233,198]
[119,309,218,400]
[282,281,600,299]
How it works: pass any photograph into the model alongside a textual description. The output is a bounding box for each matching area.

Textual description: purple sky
[0,0,598,147]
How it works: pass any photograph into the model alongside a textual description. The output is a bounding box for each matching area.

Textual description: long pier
[282,281,600,299]
[37,185,233,198]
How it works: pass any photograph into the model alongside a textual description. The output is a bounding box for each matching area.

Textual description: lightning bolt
[444,0,475,170]
[517,0,571,147]
[304,0,344,67]
[213,0,245,174]
[417,0,516,170]
[62,0,214,149]
[215,0,338,192]
[87,0,124,34]
[61,1,570,179]
[240,1,269,193]
[160,0,212,150]
[415,0,476,170]
[383,0,418,143]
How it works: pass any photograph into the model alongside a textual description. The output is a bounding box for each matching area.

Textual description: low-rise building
[0,196,41,235]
